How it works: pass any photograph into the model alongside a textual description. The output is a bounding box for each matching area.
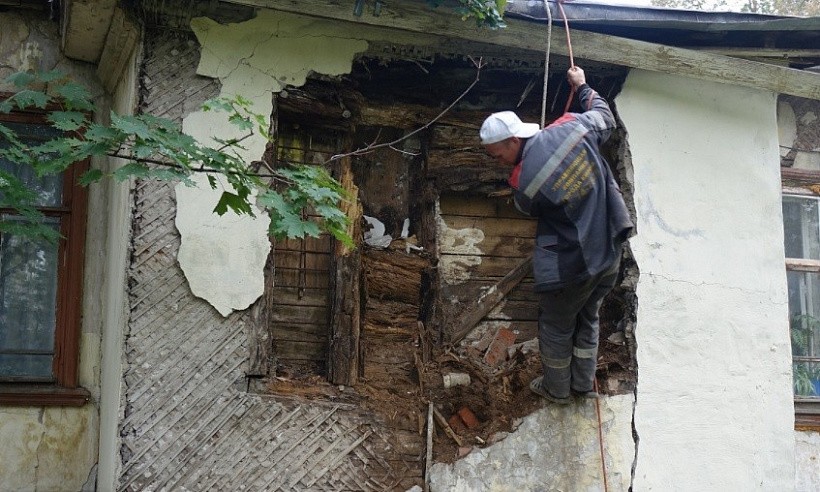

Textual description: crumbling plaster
[429,395,635,491]
[618,70,794,490]
[0,11,108,491]
[178,10,435,315]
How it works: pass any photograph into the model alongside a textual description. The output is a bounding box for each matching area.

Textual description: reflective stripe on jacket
[512,84,633,291]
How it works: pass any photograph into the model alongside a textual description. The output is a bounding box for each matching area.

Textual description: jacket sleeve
[574,84,616,145]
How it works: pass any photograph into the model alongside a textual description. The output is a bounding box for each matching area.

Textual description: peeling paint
[437,218,485,285]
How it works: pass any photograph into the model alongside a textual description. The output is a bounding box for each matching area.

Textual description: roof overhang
[219,0,820,100]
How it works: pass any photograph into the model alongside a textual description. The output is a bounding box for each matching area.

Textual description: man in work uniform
[480,66,633,404]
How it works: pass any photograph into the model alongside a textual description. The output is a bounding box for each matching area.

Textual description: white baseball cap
[479,111,540,145]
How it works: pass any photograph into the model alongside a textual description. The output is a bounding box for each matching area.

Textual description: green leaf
[53,82,94,111]
[48,111,87,131]
[113,162,151,181]
[12,90,49,109]
[5,71,35,88]
[110,113,152,140]
[79,168,104,186]
[207,175,218,189]
[213,191,253,216]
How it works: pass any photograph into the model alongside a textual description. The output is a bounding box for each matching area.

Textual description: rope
[593,378,610,492]
[540,0,553,128]
[557,0,577,114]
[537,3,611,490]
[552,3,609,490]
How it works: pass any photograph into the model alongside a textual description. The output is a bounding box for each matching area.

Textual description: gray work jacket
[511,84,633,291]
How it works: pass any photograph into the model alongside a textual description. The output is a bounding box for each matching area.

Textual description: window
[0,107,89,406]
[782,192,820,425]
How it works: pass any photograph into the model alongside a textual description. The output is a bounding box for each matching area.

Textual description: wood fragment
[414,352,426,395]
[450,257,532,344]
[432,406,464,447]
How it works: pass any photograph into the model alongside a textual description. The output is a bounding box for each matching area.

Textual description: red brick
[448,413,467,434]
[483,327,516,366]
[457,406,480,430]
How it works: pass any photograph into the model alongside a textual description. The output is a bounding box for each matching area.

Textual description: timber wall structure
[118,31,419,491]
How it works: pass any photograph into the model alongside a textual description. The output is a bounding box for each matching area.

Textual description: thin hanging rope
[540,0,553,128]
[553,2,609,490]
[557,0,577,114]
[593,379,610,492]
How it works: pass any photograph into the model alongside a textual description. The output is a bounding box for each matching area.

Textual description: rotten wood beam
[225,0,820,100]
[328,143,364,386]
[450,256,532,344]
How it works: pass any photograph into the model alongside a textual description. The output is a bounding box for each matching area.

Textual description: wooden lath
[225,0,820,100]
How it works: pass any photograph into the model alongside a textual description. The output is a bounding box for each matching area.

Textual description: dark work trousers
[537,257,620,398]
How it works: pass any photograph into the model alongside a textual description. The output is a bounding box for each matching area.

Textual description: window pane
[783,195,820,260]
[0,216,60,381]
[0,122,63,207]
[787,270,820,399]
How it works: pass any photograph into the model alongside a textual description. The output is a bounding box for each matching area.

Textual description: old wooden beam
[450,256,532,344]
[226,0,820,100]
[248,241,276,376]
[328,147,364,386]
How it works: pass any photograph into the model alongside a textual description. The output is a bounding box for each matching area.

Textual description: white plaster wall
[796,430,820,491]
[0,10,107,492]
[94,36,140,492]
[617,70,794,490]
[429,395,635,491]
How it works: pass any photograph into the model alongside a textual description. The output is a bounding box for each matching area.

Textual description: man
[480,66,633,404]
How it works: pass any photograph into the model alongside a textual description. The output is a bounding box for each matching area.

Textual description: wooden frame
[0,106,89,406]
[782,184,820,429]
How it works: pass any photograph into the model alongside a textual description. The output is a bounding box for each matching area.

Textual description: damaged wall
[430,394,635,490]
[175,10,436,316]
[0,9,119,491]
[618,70,794,490]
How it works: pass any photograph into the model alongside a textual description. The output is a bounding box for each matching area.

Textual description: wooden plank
[439,194,527,219]
[328,148,363,386]
[271,304,328,324]
[437,254,532,278]
[273,287,330,307]
[248,252,276,376]
[272,250,331,270]
[450,257,532,343]
[275,340,327,361]
[440,280,538,308]
[441,214,536,238]
[229,0,820,100]
[439,234,532,257]
[274,235,332,253]
[272,323,328,344]
[273,268,331,289]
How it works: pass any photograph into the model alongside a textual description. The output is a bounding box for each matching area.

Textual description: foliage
[0,70,352,246]
[426,0,507,29]
[790,314,820,397]
[651,0,820,15]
